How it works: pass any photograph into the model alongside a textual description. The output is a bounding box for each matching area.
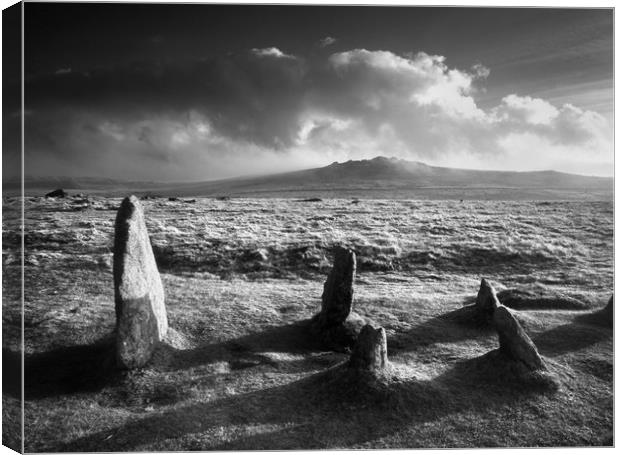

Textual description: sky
[3,2,614,181]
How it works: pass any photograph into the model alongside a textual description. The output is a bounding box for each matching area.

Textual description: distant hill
[6,156,613,200]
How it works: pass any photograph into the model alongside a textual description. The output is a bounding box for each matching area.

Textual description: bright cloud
[250,47,296,59]
[494,94,560,125]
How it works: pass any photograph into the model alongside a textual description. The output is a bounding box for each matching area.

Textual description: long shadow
[388,304,495,354]
[167,307,493,371]
[495,289,590,311]
[156,319,327,372]
[56,371,333,452]
[225,319,323,353]
[21,336,122,399]
[532,319,612,357]
[20,320,332,402]
[2,349,21,398]
[56,351,552,452]
[574,309,612,328]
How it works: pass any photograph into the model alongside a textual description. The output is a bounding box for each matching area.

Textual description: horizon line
[7,155,615,185]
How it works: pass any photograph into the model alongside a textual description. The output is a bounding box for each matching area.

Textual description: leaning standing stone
[114,195,168,369]
[349,324,389,373]
[493,306,544,370]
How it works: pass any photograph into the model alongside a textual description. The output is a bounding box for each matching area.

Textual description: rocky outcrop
[45,188,67,198]
[114,195,168,369]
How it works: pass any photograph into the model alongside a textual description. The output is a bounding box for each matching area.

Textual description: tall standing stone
[311,246,366,349]
[114,195,168,369]
[320,246,356,325]
[349,324,389,373]
[493,305,544,370]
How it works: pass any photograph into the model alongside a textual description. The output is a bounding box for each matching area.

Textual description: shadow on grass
[16,336,121,399]
[573,309,612,328]
[495,289,591,311]
[532,318,612,357]
[388,304,494,354]
[57,350,556,452]
[156,320,326,372]
[2,349,21,398]
[16,320,331,404]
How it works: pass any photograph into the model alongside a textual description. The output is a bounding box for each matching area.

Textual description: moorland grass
[2,197,613,450]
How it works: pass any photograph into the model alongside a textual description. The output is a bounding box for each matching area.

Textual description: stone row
[111,195,612,376]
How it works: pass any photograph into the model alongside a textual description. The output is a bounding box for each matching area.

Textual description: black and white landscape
[1,2,614,452]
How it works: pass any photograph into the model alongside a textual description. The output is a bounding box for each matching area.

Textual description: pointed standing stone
[493,306,544,370]
[310,246,366,349]
[114,195,168,369]
[349,324,389,373]
[476,278,500,320]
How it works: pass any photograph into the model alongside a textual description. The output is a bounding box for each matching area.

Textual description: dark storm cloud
[18,4,613,180]
[2,2,22,181]
[26,50,308,149]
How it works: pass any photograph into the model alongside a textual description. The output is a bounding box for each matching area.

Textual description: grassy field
[2,195,613,450]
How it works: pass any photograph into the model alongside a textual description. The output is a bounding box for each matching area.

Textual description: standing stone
[476,278,500,319]
[349,324,388,373]
[493,306,544,370]
[310,246,366,349]
[114,195,167,369]
[320,246,356,324]
[116,295,160,369]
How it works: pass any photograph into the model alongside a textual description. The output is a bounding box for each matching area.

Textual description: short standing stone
[349,324,388,372]
[320,246,356,325]
[114,195,167,368]
[476,278,500,320]
[493,306,544,370]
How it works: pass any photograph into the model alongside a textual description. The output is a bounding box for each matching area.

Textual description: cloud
[471,63,490,79]
[20,48,612,180]
[318,36,337,48]
[325,50,484,119]
[250,47,296,59]
[493,94,559,125]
